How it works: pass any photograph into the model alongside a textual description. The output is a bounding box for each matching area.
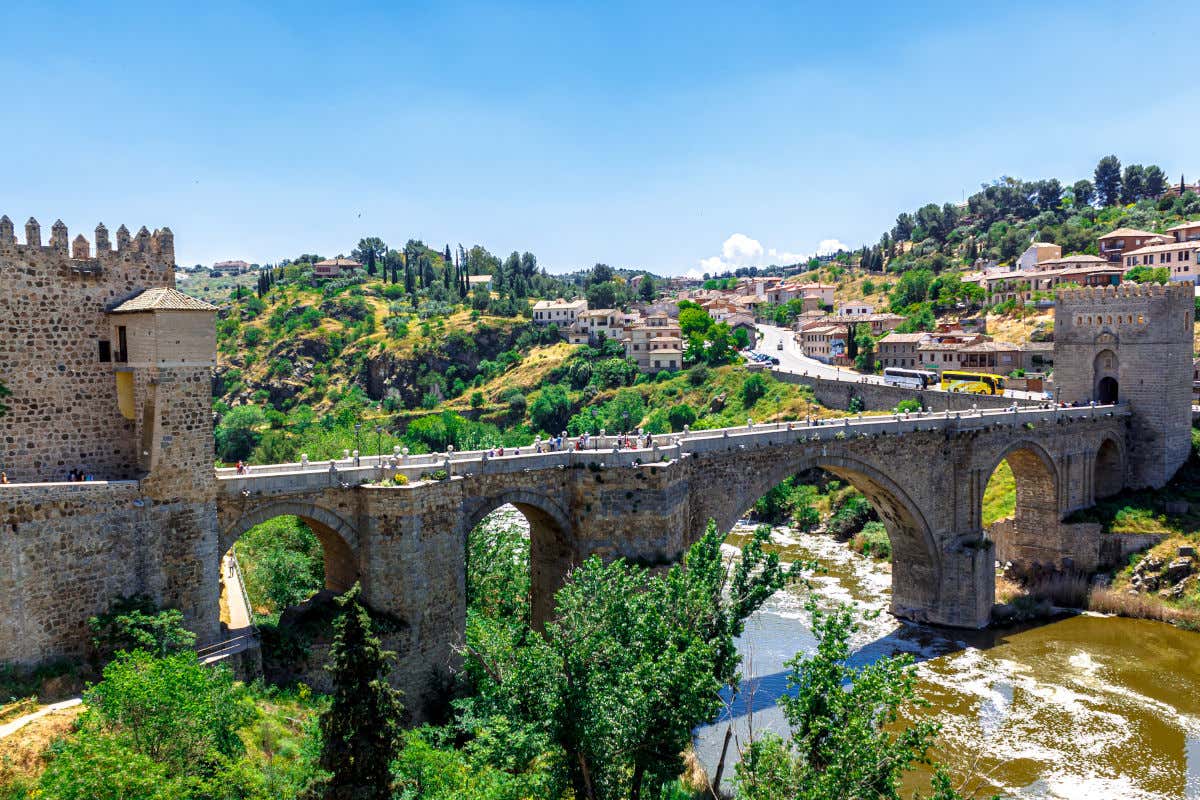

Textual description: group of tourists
[65,468,94,482]
[529,432,657,454]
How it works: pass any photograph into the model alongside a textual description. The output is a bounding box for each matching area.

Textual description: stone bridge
[216,404,1128,714]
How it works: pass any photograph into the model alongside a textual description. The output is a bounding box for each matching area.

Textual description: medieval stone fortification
[1053,282,1194,488]
[0,216,220,662]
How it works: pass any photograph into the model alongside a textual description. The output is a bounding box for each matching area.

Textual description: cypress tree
[306,584,403,800]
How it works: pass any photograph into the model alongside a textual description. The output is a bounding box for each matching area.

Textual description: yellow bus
[940,370,1006,395]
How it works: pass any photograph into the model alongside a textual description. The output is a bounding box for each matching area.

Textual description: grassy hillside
[210,269,837,466]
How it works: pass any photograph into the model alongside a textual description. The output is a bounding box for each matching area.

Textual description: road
[753,323,885,384]
[751,323,1043,401]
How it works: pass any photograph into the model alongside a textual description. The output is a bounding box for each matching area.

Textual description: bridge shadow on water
[714,613,1070,723]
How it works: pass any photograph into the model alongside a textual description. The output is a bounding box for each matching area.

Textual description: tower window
[98,340,111,363]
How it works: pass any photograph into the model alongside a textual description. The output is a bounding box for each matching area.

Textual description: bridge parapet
[217,403,1127,493]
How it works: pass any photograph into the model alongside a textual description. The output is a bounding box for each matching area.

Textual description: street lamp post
[375,425,383,466]
[354,423,362,466]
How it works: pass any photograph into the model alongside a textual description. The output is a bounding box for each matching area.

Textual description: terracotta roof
[1123,240,1200,256]
[1165,220,1200,231]
[1097,227,1161,240]
[110,287,217,313]
[1036,254,1107,267]
[314,258,361,267]
[879,332,927,343]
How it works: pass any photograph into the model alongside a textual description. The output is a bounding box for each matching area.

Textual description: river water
[694,523,1200,799]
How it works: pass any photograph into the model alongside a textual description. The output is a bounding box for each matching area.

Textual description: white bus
[882,367,938,390]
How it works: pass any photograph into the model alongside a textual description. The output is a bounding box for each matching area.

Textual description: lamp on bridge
[375,425,383,466]
[354,423,362,466]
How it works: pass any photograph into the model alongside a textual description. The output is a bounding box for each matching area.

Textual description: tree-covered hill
[864,155,1200,275]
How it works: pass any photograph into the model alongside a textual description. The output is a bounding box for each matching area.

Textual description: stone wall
[0,218,175,482]
[770,370,1033,412]
[0,481,218,662]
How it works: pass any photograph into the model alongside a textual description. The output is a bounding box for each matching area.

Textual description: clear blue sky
[3,0,1198,275]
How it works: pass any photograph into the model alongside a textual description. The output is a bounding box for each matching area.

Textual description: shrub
[896,398,921,413]
[88,596,196,663]
[826,493,876,539]
[742,373,769,407]
[667,404,697,431]
[687,364,710,386]
[470,391,485,409]
[852,521,891,559]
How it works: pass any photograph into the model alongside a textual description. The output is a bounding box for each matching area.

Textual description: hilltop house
[312,258,361,279]
[1016,243,1061,272]
[533,298,587,327]
[211,259,252,275]
[1097,227,1168,264]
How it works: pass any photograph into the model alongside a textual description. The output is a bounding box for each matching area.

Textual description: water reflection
[699,523,1200,799]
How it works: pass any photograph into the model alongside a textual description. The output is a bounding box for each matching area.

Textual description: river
[695,522,1200,799]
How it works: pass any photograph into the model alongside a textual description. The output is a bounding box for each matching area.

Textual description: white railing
[215,402,1127,489]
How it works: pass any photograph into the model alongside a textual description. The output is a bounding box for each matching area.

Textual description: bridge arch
[719,448,942,620]
[1094,435,1124,500]
[463,490,574,629]
[981,438,1062,537]
[221,501,360,594]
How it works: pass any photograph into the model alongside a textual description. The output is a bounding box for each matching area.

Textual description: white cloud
[696,233,848,274]
[720,233,765,265]
[815,238,848,256]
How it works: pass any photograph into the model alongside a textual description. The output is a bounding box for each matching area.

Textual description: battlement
[0,214,175,270]
[1056,281,1193,305]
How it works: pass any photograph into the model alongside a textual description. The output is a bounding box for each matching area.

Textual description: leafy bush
[742,373,769,407]
[896,398,922,413]
[852,521,892,559]
[530,385,573,435]
[826,493,876,539]
[667,404,697,431]
[687,364,710,386]
[88,596,196,663]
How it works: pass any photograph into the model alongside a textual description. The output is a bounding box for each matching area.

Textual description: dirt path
[0,698,82,740]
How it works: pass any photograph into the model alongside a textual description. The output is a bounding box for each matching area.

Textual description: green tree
[678,306,713,337]
[667,404,697,431]
[215,404,266,462]
[88,595,197,663]
[1124,265,1170,284]
[1122,163,1147,203]
[854,329,876,373]
[735,603,975,800]
[742,373,769,406]
[1095,155,1122,206]
[529,384,573,435]
[1144,164,1168,198]
[37,734,177,800]
[463,522,797,800]
[308,584,404,800]
[1071,179,1095,207]
[585,280,620,309]
[352,237,386,277]
[83,650,252,774]
[638,273,655,301]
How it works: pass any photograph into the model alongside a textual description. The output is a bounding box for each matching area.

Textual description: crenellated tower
[1054,283,1194,488]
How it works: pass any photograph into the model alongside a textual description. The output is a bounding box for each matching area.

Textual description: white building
[533,298,587,327]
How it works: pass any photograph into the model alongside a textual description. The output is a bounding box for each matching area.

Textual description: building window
[98,340,112,363]
[116,326,128,363]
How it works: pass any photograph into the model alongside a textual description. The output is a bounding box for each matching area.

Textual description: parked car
[776,341,784,350]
